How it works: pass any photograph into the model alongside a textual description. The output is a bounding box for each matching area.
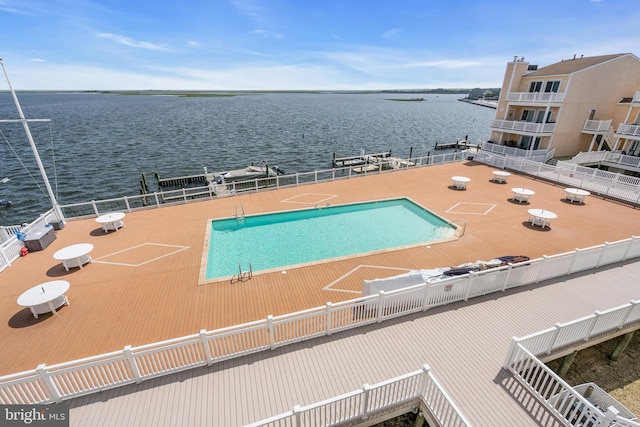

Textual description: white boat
[215,165,284,183]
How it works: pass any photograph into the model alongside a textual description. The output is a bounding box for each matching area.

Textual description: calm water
[206,198,455,279]
[0,92,494,225]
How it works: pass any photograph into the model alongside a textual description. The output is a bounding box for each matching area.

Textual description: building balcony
[582,119,611,134]
[615,123,640,139]
[632,91,640,105]
[491,119,556,135]
[505,91,565,105]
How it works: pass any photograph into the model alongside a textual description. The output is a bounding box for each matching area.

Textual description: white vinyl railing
[1,236,639,408]
[474,151,640,204]
[583,119,612,133]
[505,92,566,104]
[245,365,472,427]
[56,151,469,221]
[479,142,555,162]
[617,123,640,138]
[503,301,640,426]
[0,209,58,272]
[490,119,556,134]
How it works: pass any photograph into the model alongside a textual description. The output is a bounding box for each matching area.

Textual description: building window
[544,80,560,92]
[529,81,542,92]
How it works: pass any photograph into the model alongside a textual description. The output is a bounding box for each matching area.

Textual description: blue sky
[1,0,638,90]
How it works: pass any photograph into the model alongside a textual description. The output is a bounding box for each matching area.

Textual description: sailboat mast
[0,59,64,222]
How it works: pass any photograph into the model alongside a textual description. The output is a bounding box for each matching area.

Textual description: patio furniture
[565,188,591,204]
[96,212,126,232]
[451,176,471,190]
[17,280,70,318]
[527,208,557,228]
[53,243,94,271]
[491,170,511,183]
[511,187,535,203]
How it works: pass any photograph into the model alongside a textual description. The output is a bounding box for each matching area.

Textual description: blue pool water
[205,198,456,279]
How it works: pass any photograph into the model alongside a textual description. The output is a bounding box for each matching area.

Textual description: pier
[332,150,392,167]
[434,138,480,150]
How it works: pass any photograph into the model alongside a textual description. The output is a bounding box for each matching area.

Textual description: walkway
[67,260,640,426]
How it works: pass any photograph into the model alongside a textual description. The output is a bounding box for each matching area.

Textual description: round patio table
[565,188,591,204]
[511,188,535,203]
[53,243,94,271]
[451,176,471,190]
[17,280,70,318]
[96,212,126,232]
[492,170,511,183]
[527,208,557,229]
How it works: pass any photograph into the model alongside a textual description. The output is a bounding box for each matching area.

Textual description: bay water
[0,92,495,225]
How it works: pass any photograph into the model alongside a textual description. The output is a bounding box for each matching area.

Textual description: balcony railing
[583,119,612,133]
[632,91,640,104]
[491,119,555,134]
[616,123,640,138]
[505,92,565,104]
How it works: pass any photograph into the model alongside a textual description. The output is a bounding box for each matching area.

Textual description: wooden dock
[332,150,392,167]
[434,139,479,150]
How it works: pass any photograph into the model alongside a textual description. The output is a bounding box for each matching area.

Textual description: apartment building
[489,53,640,158]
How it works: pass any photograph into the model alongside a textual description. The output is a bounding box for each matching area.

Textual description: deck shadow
[521,221,553,232]
[495,369,566,427]
[8,307,58,328]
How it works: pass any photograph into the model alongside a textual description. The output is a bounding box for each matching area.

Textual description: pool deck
[1,160,640,425]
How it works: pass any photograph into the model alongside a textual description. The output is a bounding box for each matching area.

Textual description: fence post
[420,364,431,397]
[536,255,548,283]
[326,302,333,335]
[267,315,275,349]
[595,242,609,268]
[292,404,302,427]
[377,291,385,323]
[36,364,62,403]
[361,384,371,418]
[620,300,640,328]
[502,264,513,291]
[421,283,431,311]
[567,248,580,275]
[200,329,213,365]
[546,325,562,354]
[622,236,638,261]
[124,196,131,212]
[503,338,519,368]
[91,200,99,215]
[463,273,474,301]
[153,192,160,206]
[585,312,602,341]
[124,345,143,383]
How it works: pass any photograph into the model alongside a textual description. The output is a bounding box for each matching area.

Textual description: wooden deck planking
[1,160,639,424]
[66,260,640,426]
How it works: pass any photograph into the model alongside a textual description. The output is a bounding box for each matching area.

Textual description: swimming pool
[205,198,456,280]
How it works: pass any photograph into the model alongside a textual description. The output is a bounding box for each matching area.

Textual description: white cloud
[252,29,282,39]
[96,33,171,51]
[382,29,401,41]
[187,41,200,48]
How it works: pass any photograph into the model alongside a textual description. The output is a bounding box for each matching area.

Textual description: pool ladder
[233,261,253,283]
[235,204,246,224]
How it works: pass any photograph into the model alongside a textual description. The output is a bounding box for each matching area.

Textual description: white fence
[479,142,555,162]
[569,151,640,170]
[503,300,640,426]
[56,151,469,221]
[245,365,472,427]
[1,236,639,409]
[0,210,58,272]
[474,150,640,204]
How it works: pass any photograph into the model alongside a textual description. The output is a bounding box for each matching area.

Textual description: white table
[53,243,94,271]
[96,212,126,232]
[492,170,511,183]
[17,280,70,318]
[451,176,471,190]
[527,208,558,229]
[512,187,535,203]
[565,188,591,204]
